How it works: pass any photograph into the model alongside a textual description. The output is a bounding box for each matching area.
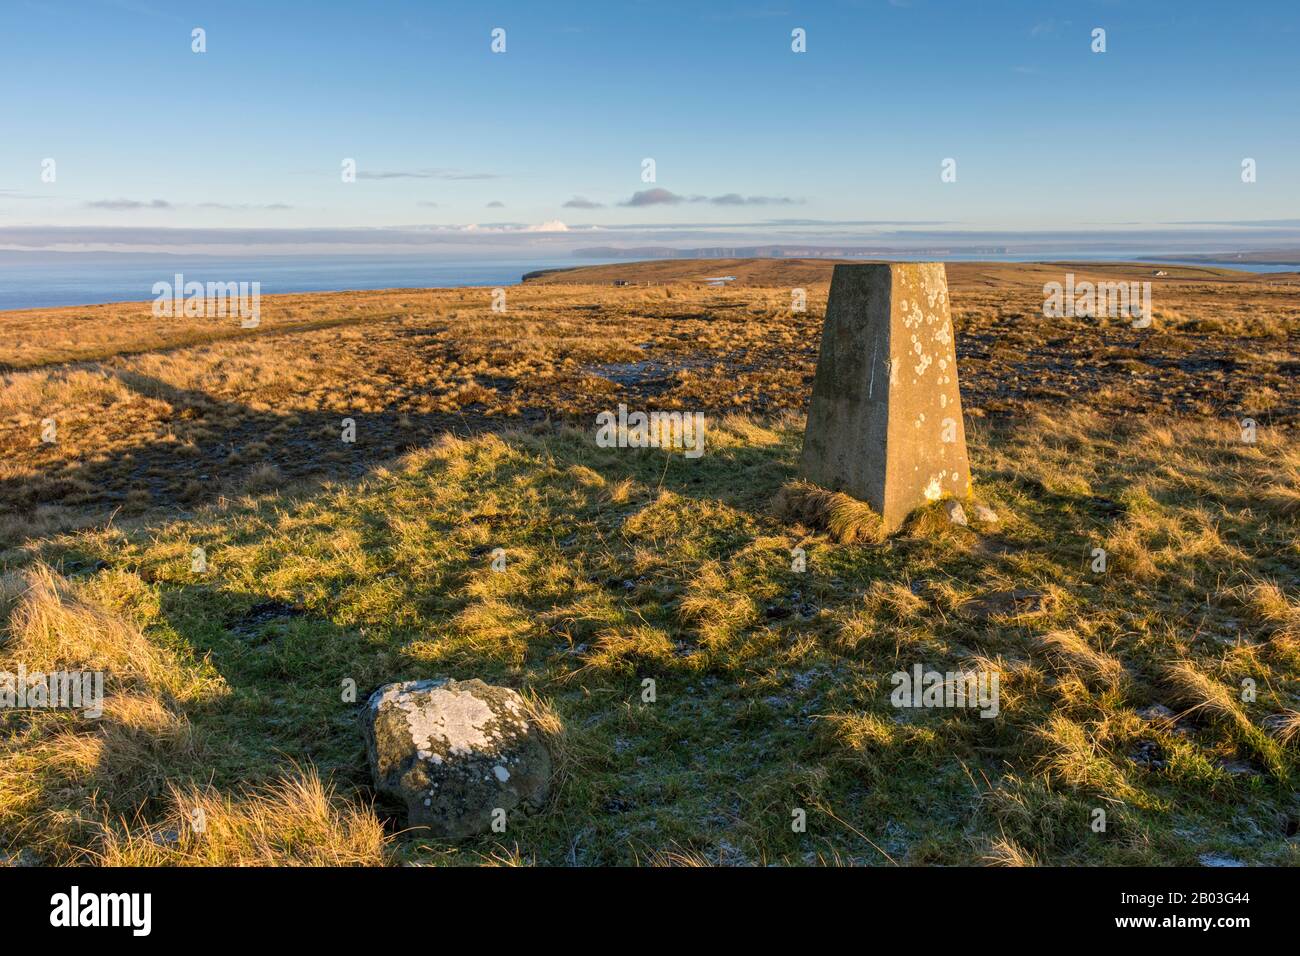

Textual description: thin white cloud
[356,168,500,181]
[197,202,294,210]
[84,198,172,210]
[621,188,802,207]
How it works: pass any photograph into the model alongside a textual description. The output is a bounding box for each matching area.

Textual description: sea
[0,251,1293,312]
[0,254,610,311]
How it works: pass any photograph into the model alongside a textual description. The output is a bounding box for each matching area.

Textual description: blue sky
[2,0,1297,254]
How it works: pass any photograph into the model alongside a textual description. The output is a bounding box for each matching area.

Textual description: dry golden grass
[677,561,760,647]
[1261,483,1300,517]
[92,768,389,866]
[1163,661,1251,730]
[517,689,577,809]
[1239,580,1300,637]
[48,694,201,811]
[0,565,218,861]
[979,836,1038,867]
[1266,710,1300,745]
[1034,714,1138,800]
[1161,661,1286,774]
[1037,630,1126,690]
[642,846,713,867]
[772,479,886,543]
[7,565,170,692]
[900,499,976,541]
[861,580,927,621]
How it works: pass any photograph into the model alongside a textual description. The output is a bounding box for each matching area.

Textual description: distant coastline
[1147,250,1300,266]
[572,244,1300,267]
[0,250,1295,312]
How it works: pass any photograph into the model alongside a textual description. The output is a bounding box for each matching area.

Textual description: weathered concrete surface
[799,262,971,531]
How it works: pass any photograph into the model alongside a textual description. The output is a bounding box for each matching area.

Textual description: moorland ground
[1,259,1298,865]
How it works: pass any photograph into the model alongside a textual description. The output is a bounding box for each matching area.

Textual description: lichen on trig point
[799,262,972,532]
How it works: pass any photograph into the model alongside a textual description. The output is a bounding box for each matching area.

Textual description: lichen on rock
[361,677,552,840]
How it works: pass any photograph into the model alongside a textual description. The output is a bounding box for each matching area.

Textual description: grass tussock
[1238,580,1300,638]
[0,565,214,862]
[900,499,973,540]
[1162,661,1251,730]
[979,837,1038,867]
[6,565,167,691]
[48,694,201,809]
[92,768,389,867]
[1261,485,1300,516]
[642,845,713,867]
[772,480,885,543]
[1035,714,1137,800]
[1037,630,1126,689]
[1265,710,1300,746]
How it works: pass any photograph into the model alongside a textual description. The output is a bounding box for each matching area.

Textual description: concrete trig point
[799,262,971,532]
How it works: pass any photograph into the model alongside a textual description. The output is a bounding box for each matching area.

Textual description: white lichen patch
[400,685,504,757]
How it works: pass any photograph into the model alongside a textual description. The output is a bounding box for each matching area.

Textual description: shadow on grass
[3,367,548,522]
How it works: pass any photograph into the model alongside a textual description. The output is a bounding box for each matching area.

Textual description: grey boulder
[362,678,552,839]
